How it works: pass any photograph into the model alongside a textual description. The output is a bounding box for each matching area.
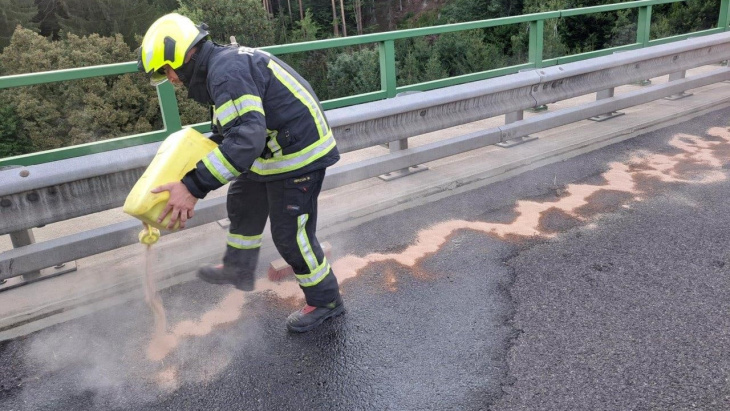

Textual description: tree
[326,47,379,98]
[353,0,363,35]
[0,0,37,51]
[0,28,163,151]
[651,0,721,39]
[58,0,178,49]
[399,50,420,85]
[177,0,276,47]
[290,8,320,41]
[339,0,347,36]
[0,97,33,157]
[30,0,70,40]
[330,0,340,36]
[285,10,332,99]
[435,29,506,77]
[518,0,567,60]
[558,0,620,53]
[423,52,447,82]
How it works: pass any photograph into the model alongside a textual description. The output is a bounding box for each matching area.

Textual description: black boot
[286,297,345,333]
[197,264,254,291]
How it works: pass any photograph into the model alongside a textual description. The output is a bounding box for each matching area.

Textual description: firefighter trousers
[224,168,340,307]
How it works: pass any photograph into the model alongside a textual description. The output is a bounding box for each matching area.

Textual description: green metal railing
[1,0,727,167]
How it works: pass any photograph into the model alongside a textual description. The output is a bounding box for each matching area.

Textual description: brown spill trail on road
[147,127,730,385]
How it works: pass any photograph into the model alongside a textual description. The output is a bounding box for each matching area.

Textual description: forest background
[0,0,722,157]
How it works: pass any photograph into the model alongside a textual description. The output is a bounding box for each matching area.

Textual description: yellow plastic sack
[123,128,218,231]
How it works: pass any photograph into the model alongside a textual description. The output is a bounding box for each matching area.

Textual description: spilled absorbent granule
[155,365,179,391]
[143,245,169,349]
[147,277,303,362]
[147,127,730,385]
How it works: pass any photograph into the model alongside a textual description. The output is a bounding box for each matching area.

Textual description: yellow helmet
[137,13,209,85]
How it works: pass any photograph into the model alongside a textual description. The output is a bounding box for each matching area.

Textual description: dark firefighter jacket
[181,41,340,199]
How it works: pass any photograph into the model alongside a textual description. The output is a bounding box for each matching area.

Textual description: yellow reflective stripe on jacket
[202,147,241,184]
[248,60,334,176]
[227,232,263,249]
[295,258,331,287]
[266,129,282,157]
[214,94,264,127]
[211,104,219,128]
[250,132,335,175]
[267,60,329,138]
[296,214,318,272]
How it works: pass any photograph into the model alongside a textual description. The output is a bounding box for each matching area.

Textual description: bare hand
[151,182,198,229]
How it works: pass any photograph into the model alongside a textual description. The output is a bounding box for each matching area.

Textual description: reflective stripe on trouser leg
[266,170,340,306]
[296,214,318,272]
[293,214,330,287]
[227,233,263,249]
[224,176,269,284]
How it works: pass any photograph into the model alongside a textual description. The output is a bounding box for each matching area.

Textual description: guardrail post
[1,229,78,291]
[719,0,730,30]
[637,6,651,48]
[498,108,538,148]
[157,81,183,132]
[9,230,40,281]
[664,70,693,100]
[379,91,429,181]
[379,40,397,99]
[635,8,653,86]
[519,68,548,112]
[589,88,625,122]
[528,19,544,69]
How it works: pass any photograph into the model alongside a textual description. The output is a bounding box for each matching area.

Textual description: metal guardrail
[1,32,730,281]
[0,0,716,169]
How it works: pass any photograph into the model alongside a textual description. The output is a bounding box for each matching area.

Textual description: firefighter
[137,13,344,333]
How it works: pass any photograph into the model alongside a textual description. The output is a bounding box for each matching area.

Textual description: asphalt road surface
[2,108,730,410]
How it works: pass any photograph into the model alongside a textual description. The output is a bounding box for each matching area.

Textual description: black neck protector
[179,41,215,104]
[176,54,197,88]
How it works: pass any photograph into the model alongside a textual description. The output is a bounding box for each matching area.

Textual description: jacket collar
[186,40,216,104]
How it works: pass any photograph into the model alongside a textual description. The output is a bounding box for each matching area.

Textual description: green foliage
[439,0,523,24]
[396,29,507,87]
[0,96,33,157]
[0,27,163,152]
[326,47,379,98]
[29,0,69,40]
[274,9,295,45]
[559,1,618,53]
[651,0,721,39]
[58,0,178,49]
[280,10,333,99]
[439,0,494,23]
[290,9,321,42]
[607,9,637,48]
[396,37,447,86]
[423,53,448,82]
[435,30,506,77]
[177,0,276,47]
[0,0,37,51]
